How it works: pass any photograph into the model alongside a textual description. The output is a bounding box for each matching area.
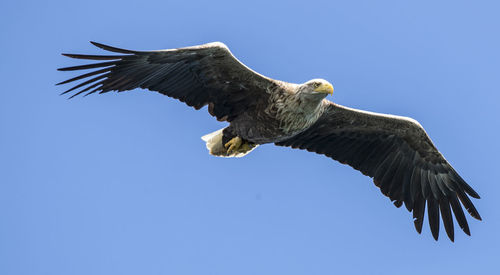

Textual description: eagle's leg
[224,136,255,154]
[202,128,258,157]
[225,136,243,154]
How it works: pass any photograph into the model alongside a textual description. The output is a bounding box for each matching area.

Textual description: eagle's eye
[314,82,321,88]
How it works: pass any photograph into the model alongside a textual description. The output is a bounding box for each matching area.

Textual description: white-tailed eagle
[58,41,481,241]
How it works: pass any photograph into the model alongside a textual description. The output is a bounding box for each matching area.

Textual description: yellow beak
[314,83,334,95]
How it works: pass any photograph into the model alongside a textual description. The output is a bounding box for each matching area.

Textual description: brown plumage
[58,41,481,241]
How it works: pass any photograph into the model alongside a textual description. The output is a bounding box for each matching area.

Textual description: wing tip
[468,190,481,199]
[473,213,483,221]
[90,41,137,54]
[61,91,74,99]
[90,40,102,47]
[413,218,423,234]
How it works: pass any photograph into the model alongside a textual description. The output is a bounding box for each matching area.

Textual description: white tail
[201,128,257,158]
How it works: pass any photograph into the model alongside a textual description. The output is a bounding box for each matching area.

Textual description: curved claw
[225,137,243,154]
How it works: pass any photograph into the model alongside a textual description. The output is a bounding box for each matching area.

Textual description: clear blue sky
[1,0,499,274]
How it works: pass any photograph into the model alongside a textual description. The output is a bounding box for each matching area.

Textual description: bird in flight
[58,41,481,241]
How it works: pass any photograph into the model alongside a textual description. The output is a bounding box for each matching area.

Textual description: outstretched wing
[275,101,481,241]
[58,41,276,122]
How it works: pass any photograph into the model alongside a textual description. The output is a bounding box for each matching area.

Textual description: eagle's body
[58,41,481,241]
[228,82,328,143]
[201,80,331,157]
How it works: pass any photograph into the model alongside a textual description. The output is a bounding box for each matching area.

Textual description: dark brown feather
[58,41,275,122]
[439,197,455,242]
[276,102,480,241]
[427,199,440,240]
[61,53,126,60]
[413,194,426,234]
[58,61,116,71]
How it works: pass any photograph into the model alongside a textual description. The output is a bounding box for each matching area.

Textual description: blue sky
[1,0,499,274]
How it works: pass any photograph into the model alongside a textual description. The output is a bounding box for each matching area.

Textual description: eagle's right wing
[58,42,276,122]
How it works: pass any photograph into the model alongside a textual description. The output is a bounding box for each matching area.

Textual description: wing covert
[276,101,481,241]
[58,41,276,122]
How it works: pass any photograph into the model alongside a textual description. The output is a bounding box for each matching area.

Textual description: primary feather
[58,41,481,241]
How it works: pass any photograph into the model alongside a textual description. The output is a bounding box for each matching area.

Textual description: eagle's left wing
[275,101,481,241]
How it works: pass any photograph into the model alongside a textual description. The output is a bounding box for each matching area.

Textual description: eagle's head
[298,79,334,100]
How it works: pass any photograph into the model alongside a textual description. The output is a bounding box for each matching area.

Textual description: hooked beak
[314,83,334,95]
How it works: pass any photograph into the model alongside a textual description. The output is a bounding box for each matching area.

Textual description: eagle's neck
[267,89,327,135]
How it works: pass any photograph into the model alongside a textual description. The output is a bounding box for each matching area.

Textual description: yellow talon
[225,136,243,154]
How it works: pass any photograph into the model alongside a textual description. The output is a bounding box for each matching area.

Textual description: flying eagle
[58,41,481,241]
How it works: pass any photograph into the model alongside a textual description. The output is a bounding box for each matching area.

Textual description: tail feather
[201,128,257,158]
